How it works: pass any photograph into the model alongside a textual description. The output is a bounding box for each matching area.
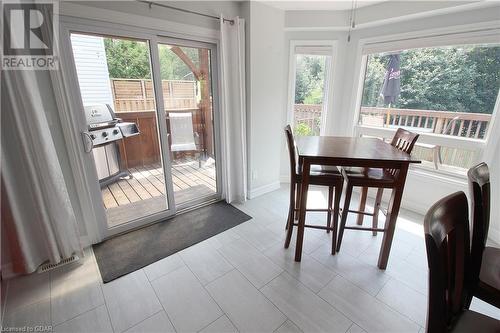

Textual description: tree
[294,55,326,104]
[361,45,500,114]
[104,38,201,81]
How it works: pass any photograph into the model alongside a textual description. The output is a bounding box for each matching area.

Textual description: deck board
[101,157,217,211]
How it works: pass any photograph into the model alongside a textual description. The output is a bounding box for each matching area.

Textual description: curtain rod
[136,0,234,24]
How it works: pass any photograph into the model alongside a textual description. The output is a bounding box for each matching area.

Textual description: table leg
[356,187,368,225]
[294,160,310,262]
[377,164,409,269]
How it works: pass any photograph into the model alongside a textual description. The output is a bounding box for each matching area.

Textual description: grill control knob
[90,134,96,140]
[102,132,108,138]
[113,129,119,135]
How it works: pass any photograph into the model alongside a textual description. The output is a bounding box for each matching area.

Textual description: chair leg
[331,181,343,254]
[337,183,353,252]
[372,188,384,236]
[356,187,368,225]
[327,186,334,233]
[295,183,302,221]
[286,182,296,230]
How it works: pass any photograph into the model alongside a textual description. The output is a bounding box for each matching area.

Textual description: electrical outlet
[251,170,258,181]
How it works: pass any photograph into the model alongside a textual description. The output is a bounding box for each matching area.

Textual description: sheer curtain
[1,68,82,276]
[220,16,247,203]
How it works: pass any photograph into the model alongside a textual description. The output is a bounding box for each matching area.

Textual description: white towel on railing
[169,112,197,152]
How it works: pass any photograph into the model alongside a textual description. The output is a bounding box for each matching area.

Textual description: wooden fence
[111,78,197,112]
[293,104,322,135]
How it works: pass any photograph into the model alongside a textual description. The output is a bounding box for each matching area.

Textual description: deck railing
[359,106,492,139]
[293,104,322,135]
[293,104,492,170]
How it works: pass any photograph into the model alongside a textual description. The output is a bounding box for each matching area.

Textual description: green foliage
[104,39,151,79]
[361,45,500,114]
[294,123,313,136]
[104,38,200,81]
[295,55,326,104]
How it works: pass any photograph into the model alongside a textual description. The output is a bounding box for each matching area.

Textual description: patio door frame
[56,16,222,239]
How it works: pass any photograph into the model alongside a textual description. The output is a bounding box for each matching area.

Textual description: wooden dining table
[294,136,421,269]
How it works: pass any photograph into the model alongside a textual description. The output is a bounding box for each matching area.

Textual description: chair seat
[296,165,342,185]
[342,167,395,185]
[452,309,500,332]
[476,246,500,307]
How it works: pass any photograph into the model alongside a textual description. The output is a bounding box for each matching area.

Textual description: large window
[357,43,500,172]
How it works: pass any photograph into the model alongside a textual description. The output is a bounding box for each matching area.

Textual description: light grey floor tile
[206,270,286,332]
[275,319,303,333]
[143,254,185,282]
[205,229,241,250]
[347,323,367,333]
[5,271,50,311]
[318,275,420,333]
[103,270,162,332]
[51,256,105,325]
[384,258,428,295]
[54,305,113,333]
[232,220,282,251]
[3,299,51,329]
[199,315,238,333]
[261,272,352,333]
[376,278,427,327]
[152,266,222,332]
[281,230,329,255]
[179,241,233,285]
[311,245,390,296]
[264,244,336,293]
[124,311,175,333]
[218,238,283,288]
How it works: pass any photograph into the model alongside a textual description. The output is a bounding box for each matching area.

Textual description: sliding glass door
[65,24,220,236]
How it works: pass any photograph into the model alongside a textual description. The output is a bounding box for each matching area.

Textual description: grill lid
[84,104,115,126]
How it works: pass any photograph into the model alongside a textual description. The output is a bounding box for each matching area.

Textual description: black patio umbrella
[380,54,401,105]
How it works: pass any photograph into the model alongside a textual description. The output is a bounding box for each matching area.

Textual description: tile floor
[2,185,499,333]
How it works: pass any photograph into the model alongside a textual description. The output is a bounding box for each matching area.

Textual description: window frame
[350,23,500,177]
[287,40,338,136]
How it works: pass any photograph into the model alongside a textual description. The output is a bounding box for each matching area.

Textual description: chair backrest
[169,112,197,152]
[467,162,490,290]
[284,125,298,179]
[388,128,419,176]
[424,191,471,333]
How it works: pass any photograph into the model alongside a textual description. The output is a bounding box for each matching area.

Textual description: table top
[295,136,421,166]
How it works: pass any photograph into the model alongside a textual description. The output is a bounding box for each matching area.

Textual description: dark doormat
[93,201,252,283]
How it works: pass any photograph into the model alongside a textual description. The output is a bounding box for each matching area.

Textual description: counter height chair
[424,191,500,333]
[284,125,344,254]
[336,128,419,253]
[467,162,500,308]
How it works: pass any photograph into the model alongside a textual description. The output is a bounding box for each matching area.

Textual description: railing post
[434,117,444,134]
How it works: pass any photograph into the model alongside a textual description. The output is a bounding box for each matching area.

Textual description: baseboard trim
[248,181,281,199]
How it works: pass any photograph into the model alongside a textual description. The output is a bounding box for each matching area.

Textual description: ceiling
[263,0,388,11]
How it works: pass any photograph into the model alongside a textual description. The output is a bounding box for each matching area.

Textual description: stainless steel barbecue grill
[84,104,140,188]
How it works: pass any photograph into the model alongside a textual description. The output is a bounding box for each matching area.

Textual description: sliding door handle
[82,132,94,153]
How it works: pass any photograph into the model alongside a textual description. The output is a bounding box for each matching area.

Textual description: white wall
[279,4,500,242]
[246,1,286,198]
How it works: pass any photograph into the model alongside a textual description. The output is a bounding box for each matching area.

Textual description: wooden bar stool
[424,191,500,332]
[336,128,419,252]
[467,162,500,308]
[283,125,343,254]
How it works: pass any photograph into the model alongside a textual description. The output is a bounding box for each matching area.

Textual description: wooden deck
[101,158,216,227]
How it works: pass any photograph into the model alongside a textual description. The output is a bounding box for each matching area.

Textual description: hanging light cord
[347,0,358,42]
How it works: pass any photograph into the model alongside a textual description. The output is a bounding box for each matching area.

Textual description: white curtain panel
[220,16,247,203]
[1,68,82,276]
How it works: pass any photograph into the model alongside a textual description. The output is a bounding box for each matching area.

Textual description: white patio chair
[168,112,202,167]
